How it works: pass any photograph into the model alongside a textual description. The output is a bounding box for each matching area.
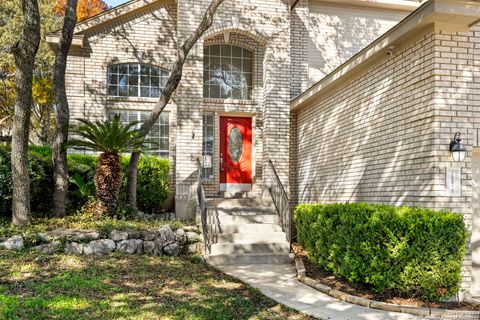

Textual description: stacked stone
[0,225,202,256]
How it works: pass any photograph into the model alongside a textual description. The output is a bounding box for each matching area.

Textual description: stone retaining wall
[0,225,202,257]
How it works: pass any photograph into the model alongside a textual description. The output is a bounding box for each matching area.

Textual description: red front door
[220,116,252,190]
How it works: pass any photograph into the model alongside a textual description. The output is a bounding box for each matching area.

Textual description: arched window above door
[203,44,253,100]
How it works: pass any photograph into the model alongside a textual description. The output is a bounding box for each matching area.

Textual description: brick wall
[292,23,480,298]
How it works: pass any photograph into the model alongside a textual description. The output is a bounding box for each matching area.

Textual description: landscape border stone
[0,225,203,258]
[294,258,480,318]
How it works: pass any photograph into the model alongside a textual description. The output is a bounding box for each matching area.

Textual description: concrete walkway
[216,263,426,320]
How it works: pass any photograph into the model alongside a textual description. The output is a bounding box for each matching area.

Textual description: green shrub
[294,203,468,300]
[0,146,171,217]
[136,155,170,213]
[0,145,54,217]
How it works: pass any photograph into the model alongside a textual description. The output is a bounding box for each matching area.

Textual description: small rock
[31,241,61,254]
[142,231,158,241]
[175,228,187,245]
[71,231,100,242]
[117,239,138,254]
[134,239,143,254]
[84,239,115,255]
[187,243,200,254]
[183,226,199,233]
[126,230,141,239]
[153,238,164,256]
[0,235,24,251]
[110,230,128,241]
[64,242,84,254]
[143,241,155,254]
[158,225,175,245]
[163,243,180,256]
[186,232,201,244]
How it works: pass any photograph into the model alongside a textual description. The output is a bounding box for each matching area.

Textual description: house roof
[46,0,170,47]
[290,0,480,111]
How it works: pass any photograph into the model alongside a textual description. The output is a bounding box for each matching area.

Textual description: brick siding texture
[293,24,480,298]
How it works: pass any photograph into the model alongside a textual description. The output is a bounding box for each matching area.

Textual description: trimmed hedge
[0,146,171,217]
[295,203,468,300]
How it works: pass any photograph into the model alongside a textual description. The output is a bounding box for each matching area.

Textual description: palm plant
[69,115,147,214]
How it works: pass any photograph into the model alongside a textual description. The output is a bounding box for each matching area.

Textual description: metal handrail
[197,165,211,254]
[267,159,292,250]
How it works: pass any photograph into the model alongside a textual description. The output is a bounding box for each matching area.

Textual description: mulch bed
[292,243,478,311]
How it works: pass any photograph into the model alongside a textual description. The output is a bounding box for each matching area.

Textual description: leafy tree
[69,115,147,214]
[0,0,61,145]
[55,0,107,22]
[126,0,225,207]
[0,0,107,146]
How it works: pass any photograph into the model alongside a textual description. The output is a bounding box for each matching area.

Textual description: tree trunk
[95,152,122,213]
[126,151,140,207]
[126,0,225,208]
[52,0,78,217]
[10,0,41,227]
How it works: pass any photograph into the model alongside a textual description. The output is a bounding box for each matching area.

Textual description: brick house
[47,0,480,301]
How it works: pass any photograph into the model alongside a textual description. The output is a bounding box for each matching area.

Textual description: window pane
[202,113,214,179]
[141,87,150,97]
[221,57,231,70]
[161,76,168,88]
[118,74,128,87]
[221,44,231,56]
[232,58,242,71]
[141,65,150,75]
[210,45,220,56]
[210,85,220,98]
[129,75,138,86]
[221,85,231,99]
[203,45,253,99]
[129,64,139,75]
[151,67,159,76]
[119,85,128,96]
[141,76,150,86]
[108,73,117,85]
[210,57,220,71]
[108,85,118,96]
[119,65,128,75]
[151,87,160,98]
[243,59,252,72]
[232,46,242,57]
[243,48,252,59]
[108,64,170,98]
[129,86,138,97]
[151,76,160,87]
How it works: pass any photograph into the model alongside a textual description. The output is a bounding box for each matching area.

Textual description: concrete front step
[210,242,290,255]
[213,214,279,225]
[216,232,288,244]
[208,206,276,216]
[206,198,273,208]
[205,253,293,266]
[211,223,283,234]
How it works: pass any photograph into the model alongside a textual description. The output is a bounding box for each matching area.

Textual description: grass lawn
[0,250,312,320]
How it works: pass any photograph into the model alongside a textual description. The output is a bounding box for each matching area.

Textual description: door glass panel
[229,127,243,163]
